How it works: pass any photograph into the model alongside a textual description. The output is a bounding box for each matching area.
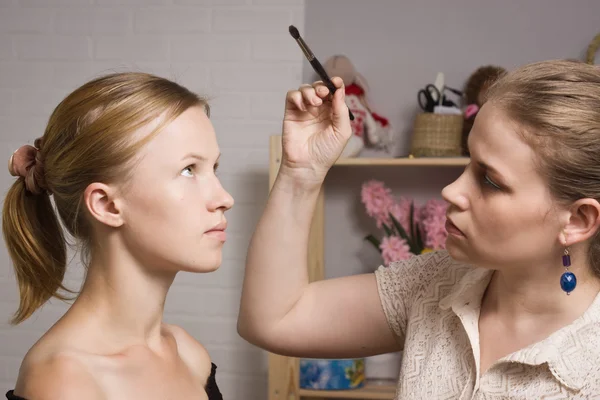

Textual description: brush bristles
[288,25,300,39]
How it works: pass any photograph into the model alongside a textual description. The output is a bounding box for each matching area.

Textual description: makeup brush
[288,25,354,121]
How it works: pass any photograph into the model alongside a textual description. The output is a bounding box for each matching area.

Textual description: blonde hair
[486,59,600,275]
[2,72,208,324]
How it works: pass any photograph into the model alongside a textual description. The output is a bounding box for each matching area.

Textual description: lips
[205,221,227,241]
[445,217,465,237]
[207,221,227,232]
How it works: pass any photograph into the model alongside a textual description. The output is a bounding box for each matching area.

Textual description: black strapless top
[6,362,222,399]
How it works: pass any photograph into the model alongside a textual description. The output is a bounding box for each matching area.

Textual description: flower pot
[365,352,402,380]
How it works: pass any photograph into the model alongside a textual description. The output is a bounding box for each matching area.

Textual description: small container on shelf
[299,358,365,390]
[410,113,464,157]
[365,351,402,381]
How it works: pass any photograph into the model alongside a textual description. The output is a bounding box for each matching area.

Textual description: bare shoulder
[163,324,212,381]
[14,351,104,400]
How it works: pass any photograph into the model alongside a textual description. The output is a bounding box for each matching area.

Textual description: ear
[355,71,370,92]
[83,182,124,228]
[560,198,600,246]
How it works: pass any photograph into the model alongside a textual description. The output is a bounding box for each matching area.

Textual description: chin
[180,256,223,273]
[445,240,501,270]
[445,238,470,263]
[203,261,221,273]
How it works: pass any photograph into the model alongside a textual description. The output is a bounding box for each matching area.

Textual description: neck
[70,244,176,350]
[484,248,600,321]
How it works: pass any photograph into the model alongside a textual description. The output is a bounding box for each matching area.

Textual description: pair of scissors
[418,84,441,112]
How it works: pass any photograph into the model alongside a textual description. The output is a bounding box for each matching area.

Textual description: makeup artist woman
[237,59,600,399]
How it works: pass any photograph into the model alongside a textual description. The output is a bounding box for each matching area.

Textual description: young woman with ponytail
[3,72,232,400]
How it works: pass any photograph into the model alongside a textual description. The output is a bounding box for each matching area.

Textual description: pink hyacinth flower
[361,180,394,228]
[379,236,413,265]
[420,199,448,250]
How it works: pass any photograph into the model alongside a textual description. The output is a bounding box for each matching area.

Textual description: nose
[441,170,469,211]
[209,179,234,212]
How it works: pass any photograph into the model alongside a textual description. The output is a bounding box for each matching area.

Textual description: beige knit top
[374,250,600,399]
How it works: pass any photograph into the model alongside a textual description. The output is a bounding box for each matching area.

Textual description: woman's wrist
[275,164,325,195]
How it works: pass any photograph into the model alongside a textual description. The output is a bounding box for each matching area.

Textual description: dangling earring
[560,247,577,295]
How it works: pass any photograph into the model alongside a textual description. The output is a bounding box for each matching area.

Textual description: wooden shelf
[299,379,396,399]
[334,156,469,166]
[270,134,469,168]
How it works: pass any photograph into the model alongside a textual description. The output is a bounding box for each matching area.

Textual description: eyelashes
[482,173,501,190]
[181,163,219,177]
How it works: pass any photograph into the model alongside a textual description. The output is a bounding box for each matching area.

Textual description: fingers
[300,84,322,106]
[285,79,341,112]
[329,76,349,121]
[287,89,306,111]
[331,76,345,89]
[286,84,317,112]
[313,81,330,99]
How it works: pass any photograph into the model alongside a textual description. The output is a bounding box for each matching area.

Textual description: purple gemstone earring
[560,247,577,295]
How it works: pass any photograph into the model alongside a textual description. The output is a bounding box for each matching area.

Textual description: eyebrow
[478,161,499,174]
[181,153,221,162]
[467,138,505,178]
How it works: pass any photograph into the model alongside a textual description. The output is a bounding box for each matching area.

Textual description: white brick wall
[0,1,305,397]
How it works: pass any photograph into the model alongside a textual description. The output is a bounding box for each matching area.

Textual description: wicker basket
[410,113,464,157]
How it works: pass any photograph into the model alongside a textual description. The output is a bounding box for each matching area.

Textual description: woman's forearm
[237,168,321,344]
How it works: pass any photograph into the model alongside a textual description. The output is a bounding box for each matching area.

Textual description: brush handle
[309,59,355,121]
[310,59,336,92]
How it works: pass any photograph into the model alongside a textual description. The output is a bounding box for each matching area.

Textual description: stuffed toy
[461,65,507,155]
[323,55,392,157]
